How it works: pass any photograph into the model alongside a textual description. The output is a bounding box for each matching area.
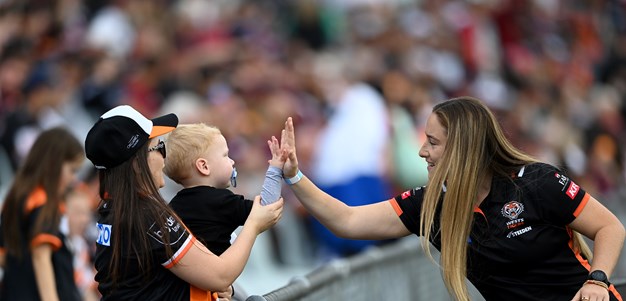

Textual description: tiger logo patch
[501,201,524,220]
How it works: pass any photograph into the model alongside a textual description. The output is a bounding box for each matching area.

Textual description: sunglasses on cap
[148,140,166,158]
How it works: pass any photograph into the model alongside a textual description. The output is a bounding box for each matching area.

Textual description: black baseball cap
[85,105,178,169]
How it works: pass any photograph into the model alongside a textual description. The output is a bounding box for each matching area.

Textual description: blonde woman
[279,97,625,301]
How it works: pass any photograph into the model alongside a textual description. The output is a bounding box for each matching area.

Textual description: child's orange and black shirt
[0,188,81,301]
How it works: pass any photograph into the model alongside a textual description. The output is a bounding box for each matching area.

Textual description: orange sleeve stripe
[389,198,403,216]
[573,193,590,217]
[164,235,196,269]
[566,228,591,272]
[25,188,47,213]
[609,285,623,301]
[473,207,487,219]
[569,227,624,301]
[189,285,213,301]
[31,234,62,250]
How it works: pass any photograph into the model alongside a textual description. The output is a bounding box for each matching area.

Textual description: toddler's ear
[195,158,211,176]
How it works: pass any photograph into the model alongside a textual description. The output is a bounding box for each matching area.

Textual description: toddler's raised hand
[268,135,288,168]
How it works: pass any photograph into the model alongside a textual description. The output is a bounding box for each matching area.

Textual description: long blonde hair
[419,96,591,300]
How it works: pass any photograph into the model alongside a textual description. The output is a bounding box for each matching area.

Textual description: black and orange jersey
[390,162,623,301]
[93,200,216,301]
[0,188,81,301]
[169,186,253,256]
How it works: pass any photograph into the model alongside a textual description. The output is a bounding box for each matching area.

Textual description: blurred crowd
[1,0,626,298]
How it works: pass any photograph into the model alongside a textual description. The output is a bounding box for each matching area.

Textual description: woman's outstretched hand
[281,117,299,178]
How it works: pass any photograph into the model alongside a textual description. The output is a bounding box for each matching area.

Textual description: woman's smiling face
[419,113,447,175]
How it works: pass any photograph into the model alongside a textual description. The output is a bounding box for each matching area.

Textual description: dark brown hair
[1,127,84,258]
[98,139,181,285]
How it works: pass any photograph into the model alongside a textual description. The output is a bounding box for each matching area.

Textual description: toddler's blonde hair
[164,123,222,184]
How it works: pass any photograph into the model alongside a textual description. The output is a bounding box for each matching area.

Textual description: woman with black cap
[84,105,283,301]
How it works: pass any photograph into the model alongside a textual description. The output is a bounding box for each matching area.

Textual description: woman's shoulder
[24,187,47,213]
[514,162,579,188]
[519,162,564,176]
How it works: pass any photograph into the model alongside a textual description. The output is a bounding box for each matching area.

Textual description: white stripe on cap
[100,105,153,136]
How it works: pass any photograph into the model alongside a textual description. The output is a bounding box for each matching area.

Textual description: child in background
[65,186,100,301]
[164,123,287,299]
[0,127,84,301]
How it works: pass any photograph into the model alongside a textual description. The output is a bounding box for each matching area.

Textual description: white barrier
[245,235,626,301]
[245,236,483,301]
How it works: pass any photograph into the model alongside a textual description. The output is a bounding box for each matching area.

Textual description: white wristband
[284,170,303,185]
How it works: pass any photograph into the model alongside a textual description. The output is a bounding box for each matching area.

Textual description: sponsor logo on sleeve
[566,181,580,199]
[555,172,568,186]
[401,187,424,200]
[96,223,112,246]
[147,215,185,245]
